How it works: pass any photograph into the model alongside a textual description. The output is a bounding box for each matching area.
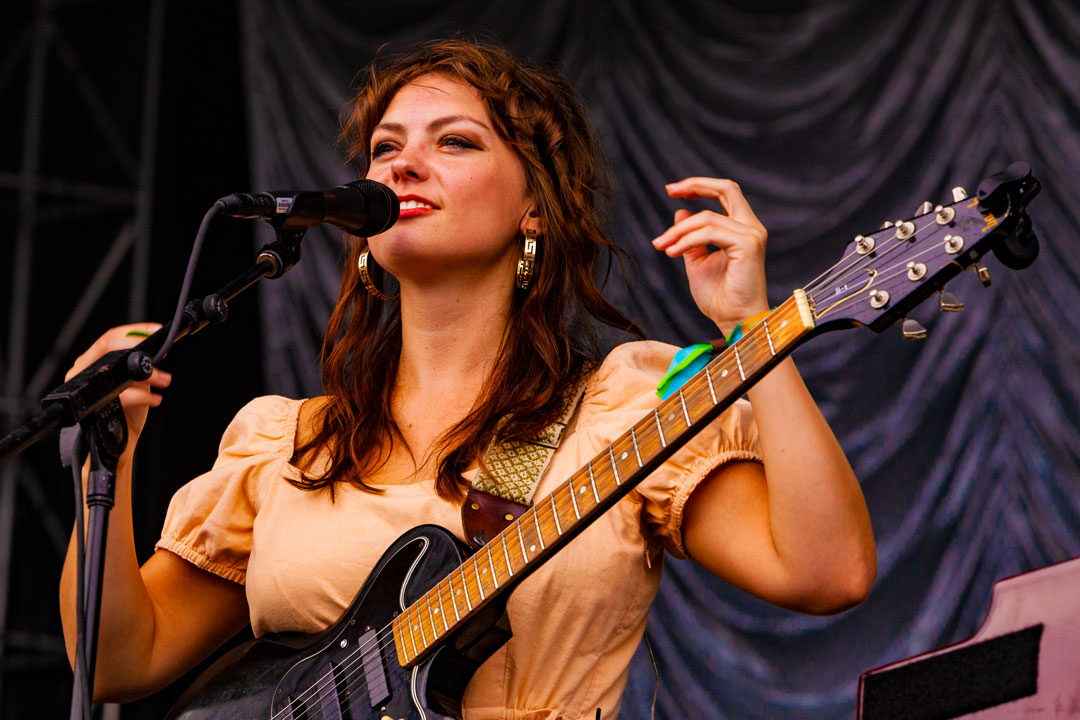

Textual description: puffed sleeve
[155,395,303,583]
[580,341,762,560]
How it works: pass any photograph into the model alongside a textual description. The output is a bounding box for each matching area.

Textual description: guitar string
[805,212,951,296]
[803,216,947,302]
[808,235,958,321]
[267,309,790,715]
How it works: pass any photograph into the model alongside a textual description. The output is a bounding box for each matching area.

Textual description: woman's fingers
[148,368,173,389]
[661,224,761,260]
[120,384,164,409]
[665,177,764,229]
[652,210,764,256]
[66,323,163,381]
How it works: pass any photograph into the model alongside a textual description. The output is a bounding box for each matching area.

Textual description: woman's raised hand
[65,323,172,447]
[651,177,770,333]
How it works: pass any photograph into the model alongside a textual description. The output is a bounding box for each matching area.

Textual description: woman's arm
[58,325,249,701]
[652,178,876,614]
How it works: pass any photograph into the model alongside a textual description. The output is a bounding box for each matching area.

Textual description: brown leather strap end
[462,486,529,548]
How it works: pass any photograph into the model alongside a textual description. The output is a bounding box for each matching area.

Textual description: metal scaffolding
[0,0,166,714]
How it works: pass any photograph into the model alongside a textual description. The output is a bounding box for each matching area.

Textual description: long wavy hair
[291,39,644,501]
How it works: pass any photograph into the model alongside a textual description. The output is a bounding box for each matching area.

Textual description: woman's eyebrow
[373,115,491,136]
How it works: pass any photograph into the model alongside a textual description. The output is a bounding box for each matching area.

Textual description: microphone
[219,179,399,236]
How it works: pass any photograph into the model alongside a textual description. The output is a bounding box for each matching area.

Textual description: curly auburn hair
[291,38,643,501]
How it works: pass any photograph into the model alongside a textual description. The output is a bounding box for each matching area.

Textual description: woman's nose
[390,146,427,183]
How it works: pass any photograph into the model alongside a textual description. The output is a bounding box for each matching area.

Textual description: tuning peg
[973,260,991,287]
[915,201,934,216]
[880,220,895,229]
[939,290,964,312]
[952,186,969,202]
[902,318,928,340]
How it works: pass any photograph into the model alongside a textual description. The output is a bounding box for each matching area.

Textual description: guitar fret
[705,365,718,404]
[437,584,450,631]
[588,461,601,503]
[413,605,427,648]
[550,494,563,535]
[448,575,461,621]
[517,523,529,562]
[608,445,621,485]
[459,569,473,611]
[734,344,746,381]
[654,408,667,447]
[427,598,438,638]
[474,558,486,600]
[397,619,411,663]
[532,509,546,550]
[630,427,643,466]
[679,391,691,426]
[764,319,776,356]
[407,612,419,657]
[502,537,514,577]
[487,549,499,589]
[568,477,581,519]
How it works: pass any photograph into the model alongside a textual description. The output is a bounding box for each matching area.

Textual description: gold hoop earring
[358,248,399,300]
[516,228,539,291]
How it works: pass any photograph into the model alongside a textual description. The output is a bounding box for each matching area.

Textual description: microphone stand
[0,221,307,720]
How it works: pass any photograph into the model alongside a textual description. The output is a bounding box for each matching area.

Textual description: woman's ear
[521,206,545,237]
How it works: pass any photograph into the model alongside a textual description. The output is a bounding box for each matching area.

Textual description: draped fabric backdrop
[239,1,1080,716]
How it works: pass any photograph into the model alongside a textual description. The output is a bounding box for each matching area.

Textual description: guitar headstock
[806,162,1041,335]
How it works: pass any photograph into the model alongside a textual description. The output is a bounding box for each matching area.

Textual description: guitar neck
[392,291,817,667]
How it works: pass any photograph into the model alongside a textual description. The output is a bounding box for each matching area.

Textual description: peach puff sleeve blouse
[156,340,762,719]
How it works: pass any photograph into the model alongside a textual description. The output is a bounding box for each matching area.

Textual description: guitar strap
[462,363,595,546]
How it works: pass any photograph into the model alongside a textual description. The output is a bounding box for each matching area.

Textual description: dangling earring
[516,227,539,290]
[358,248,398,300]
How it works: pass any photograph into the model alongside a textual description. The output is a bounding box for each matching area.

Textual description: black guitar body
[166,525,511,719]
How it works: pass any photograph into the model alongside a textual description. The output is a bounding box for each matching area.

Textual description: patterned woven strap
[471,364,595,505]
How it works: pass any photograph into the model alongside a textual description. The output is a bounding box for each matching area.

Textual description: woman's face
[365,73,533,286]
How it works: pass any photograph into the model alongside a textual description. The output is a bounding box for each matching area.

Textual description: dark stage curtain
[239,1,1080,716]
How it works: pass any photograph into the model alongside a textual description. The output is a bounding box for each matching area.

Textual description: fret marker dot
[456,589,462,595]
[481,568,488,574]
[579,486,587,494]
[621,452,628,460]
[781,320,788,328]
[721,369,728,377]
[529,545,536,553]
[433,608,439,614]
[668,413,675,421]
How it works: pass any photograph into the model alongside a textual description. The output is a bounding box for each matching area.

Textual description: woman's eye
[442,135,478,149]
[370,141,395,159]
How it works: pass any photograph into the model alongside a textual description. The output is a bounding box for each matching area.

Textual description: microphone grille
[351,179,399,235]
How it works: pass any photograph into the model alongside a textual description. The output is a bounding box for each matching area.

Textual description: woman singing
[60,39,875,718]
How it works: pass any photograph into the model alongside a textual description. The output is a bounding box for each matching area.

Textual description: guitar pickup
[359,628,391,709]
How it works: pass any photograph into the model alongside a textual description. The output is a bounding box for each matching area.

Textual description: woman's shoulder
[576,340,678,416]
[217,395,320,460]
[591,340,679,387]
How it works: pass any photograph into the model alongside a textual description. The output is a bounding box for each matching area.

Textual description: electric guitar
[165,163,1041,719]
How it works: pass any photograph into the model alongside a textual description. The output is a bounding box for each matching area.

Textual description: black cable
[153,201,225,365]
[67,426,91,720]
